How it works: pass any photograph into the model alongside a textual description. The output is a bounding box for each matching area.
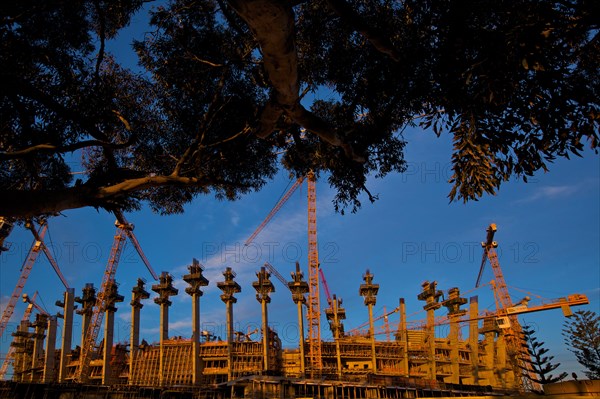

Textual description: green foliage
[521,324,567,386]
[563,310,600,380]
[0,0,598,217]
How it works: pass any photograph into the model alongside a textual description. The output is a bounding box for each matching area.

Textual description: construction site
[0,175,593,398]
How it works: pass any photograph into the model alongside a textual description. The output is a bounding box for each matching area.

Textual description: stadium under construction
[0,209,591,398]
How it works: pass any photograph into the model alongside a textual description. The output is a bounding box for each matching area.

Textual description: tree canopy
[1,0,598,218]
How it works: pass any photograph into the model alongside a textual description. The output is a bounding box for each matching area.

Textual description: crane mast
[306,171,322,373]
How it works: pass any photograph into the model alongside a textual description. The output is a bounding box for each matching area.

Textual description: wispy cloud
[515,185,578,204]
[230,211,240,227]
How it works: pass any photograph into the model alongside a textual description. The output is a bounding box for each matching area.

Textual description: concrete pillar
[43,315,57,383]
[417,281,442,381]
[75,283,96,349]
[468,296,479,385]
[496,334,507,388]
[30,313,48,382]
[479,317,499,387]
[442,287,467,384]
[359,270,379,374]
[325,295,345,378]
[102,281,124,385]
[152,272,178,386]
[288,262,309,378]
[56,288,75,382]
[252,266,274,373]
[11,320,33,382]
[395,298,409,377]
[217,267,241,381]
[129,279,149,385]
[183,259,209,385]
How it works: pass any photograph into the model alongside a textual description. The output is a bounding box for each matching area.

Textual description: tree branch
[0,174,246,218]
[0,137,135,160]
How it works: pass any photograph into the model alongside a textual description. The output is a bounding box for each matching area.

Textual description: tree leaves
[521,324,568,387]
[563,310,600,380]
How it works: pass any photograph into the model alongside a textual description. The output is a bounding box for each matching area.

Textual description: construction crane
[244,172,332,373]
[476,223,536,391]
[244,177,333,304]
[0,292,44,379]
[0,220,69,340]
[73,210,158,382]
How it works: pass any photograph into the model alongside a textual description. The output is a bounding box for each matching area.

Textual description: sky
[1,3,599,380]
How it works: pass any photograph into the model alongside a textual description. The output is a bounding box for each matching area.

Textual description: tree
[521,324,567,387]
[1,0,598,218]
[563,310,600,380]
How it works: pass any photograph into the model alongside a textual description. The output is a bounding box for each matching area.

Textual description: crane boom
[365,293,589,338]
[244,177,305,246]
[114,209,158,280]
[27,223,70,289]
[319,268,332,304]
[504,294,588,315]
[0,224,47,339]
[263,262,289,289]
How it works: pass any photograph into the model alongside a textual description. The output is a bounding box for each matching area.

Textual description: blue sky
[1,4,599,379]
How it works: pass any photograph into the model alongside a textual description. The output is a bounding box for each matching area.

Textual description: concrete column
[152,272,178,386]
[56,288,75,382]
[468,296,479,385]
[11,320,32,382]
[217,267,241,381]
[129,279,149,385]
[75,283,96,349]
[288,262,308,378]
[102,281,124,385]
[43,315,57,383]
[325,295,345,378]
[395,298,409,377]
[252,266,274,373]
[442,287,467,384]
[417,281,442,381]
[359,270,379,374]
[183,259,209,385]
[479,317,498,387]
[496,334,507,388]
[30,313,48,382]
